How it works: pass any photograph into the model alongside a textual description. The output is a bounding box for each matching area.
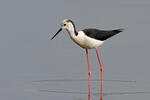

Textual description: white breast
[71,31,104,49]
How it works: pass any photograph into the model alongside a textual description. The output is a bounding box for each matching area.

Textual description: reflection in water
[38,77,150,99]
[34,79,136,83]
[35,78,138,99]
[34,78,139,100]
[88,73,102,100]
[88,74,91,100]
[40,89,150,96]
[100,72,103,100]
[88,74,103,100]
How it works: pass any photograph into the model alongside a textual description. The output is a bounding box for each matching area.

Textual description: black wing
[82,28,124,41]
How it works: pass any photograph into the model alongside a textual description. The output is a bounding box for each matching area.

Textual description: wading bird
[51,19,124,100]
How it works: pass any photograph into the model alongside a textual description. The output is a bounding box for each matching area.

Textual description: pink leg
[86,49,91,100]
[96,48,103,100]
[86,49,91,76]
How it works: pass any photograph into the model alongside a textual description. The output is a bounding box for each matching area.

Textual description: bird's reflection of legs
[88,73,91,100]
[96,48,103,100]
[86,49,91,100]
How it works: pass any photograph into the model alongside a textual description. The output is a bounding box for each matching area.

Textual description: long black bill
[51,28,62,40]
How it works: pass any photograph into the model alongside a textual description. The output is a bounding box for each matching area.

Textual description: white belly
[71,31,104,49]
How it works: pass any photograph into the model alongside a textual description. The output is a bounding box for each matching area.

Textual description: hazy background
[0,0,150,100]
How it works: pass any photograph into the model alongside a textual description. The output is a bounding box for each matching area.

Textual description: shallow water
[0,0,150,100]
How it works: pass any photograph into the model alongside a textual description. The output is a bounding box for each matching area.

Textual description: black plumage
[82,28,124,41]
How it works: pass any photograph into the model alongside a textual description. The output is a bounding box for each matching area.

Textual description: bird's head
[51,19,76,40]
[61,19,75,30]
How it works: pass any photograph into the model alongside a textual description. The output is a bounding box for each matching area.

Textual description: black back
[82,28,124,41]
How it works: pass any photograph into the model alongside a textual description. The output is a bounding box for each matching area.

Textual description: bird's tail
[104,28,124,40]
[112,28,124,34]
[112,28,124,33]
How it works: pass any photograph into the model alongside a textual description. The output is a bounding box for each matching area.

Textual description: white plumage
[71,31,104,49]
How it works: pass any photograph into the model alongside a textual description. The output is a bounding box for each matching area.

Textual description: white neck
[66,23,76,38]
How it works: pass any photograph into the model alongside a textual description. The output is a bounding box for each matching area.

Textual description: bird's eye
[64,24,66,26]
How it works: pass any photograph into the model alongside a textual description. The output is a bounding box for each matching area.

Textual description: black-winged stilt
[51,19,124,99]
